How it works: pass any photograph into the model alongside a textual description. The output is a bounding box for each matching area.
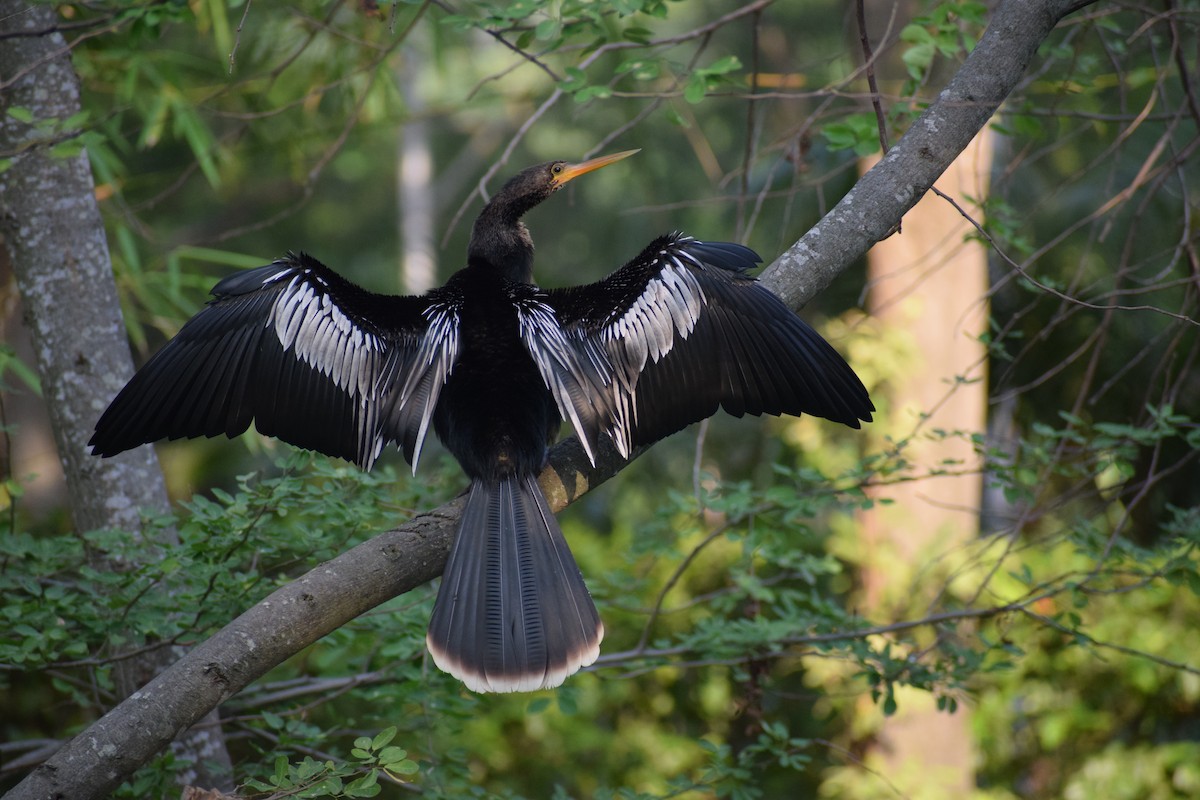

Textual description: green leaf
[821,113,881,156]
[623,26,652,43]
[664,107,689,127]
[882,687,898,716]
[377,746,407,763]
[560,66,587,93]
[170,100,220,188]
[345,770,381,797]
[388,759,420,776]
[0,346,41,394]
[49,140,84,160]
[902,41,936,79]
[372,726,398,750]
[574,85,612,103]
[900,23,933,44]
[684,73,707,104]
[616,58,659,81]
[700,55,742,76]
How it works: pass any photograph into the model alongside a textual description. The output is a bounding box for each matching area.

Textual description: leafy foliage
[240,726,419,799]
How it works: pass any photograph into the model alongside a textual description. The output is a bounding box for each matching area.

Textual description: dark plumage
[90,151,873,692]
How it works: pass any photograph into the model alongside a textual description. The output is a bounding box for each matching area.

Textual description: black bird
[90,150,873,692]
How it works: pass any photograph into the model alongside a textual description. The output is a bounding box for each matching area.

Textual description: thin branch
[429,0,561,83]
[441,0,776,244]
[933,185,1200,328]
[227,0,252,75]
[855,0,892,155]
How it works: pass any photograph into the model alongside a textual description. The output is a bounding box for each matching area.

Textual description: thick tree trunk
[0,10,165,536]
[0,1,232,793]
[859,128,994,795]
[1,1,1089,798]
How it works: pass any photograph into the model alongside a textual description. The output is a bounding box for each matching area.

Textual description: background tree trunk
[398,42,437,294]
[858,128,995,796]
[0,1,232,792]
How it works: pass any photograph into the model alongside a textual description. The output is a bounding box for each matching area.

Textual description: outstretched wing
[527,233,873,461]
[90,252,461,471]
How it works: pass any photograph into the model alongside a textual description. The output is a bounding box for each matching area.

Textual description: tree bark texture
[1,1,1088,798]
[0,0,232,794]
[0,2,170,537]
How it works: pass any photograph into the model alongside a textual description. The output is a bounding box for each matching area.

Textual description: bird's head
[545,149,641,192]
[469,149,640,280]
[489,149,641,219]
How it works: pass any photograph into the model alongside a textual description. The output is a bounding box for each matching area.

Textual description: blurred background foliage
[1,0,1198,798]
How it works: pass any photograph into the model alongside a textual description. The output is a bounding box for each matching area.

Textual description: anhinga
[90,150,873,693]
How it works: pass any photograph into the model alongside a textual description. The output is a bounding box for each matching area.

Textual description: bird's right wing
[533,233,873,462]
[89,253,461,471]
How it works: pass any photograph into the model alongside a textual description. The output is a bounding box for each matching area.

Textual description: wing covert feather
[538,233,873,458]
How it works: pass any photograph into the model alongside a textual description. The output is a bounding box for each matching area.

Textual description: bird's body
[91,151,873,692]
[432,269,558,480]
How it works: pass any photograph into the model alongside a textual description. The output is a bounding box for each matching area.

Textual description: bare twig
[228,0,252,74]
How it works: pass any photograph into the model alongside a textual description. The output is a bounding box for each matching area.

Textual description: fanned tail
[427,474,603,692]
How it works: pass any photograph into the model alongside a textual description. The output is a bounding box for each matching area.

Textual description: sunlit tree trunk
[398,44,436,293]
[0,2,232,792]
[858,129,994,795]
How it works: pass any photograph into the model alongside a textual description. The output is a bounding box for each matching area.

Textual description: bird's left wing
[511,291,623,465]
[90,253,461,471]
[527,233,873,462]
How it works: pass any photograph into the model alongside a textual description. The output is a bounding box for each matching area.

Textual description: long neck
[467,200,535,283]
[466,169,555,284]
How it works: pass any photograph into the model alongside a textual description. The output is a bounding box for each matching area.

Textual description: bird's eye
[551,164,563,174]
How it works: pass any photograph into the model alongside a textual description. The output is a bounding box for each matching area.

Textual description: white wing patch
[270,274,384,401]
[602,248,705,372]
[598,248,707,452]
[395,301,461,472]
[516,299,618,464]
[521,243,710,463]
[265,269,460,471]
[267,273,389,465]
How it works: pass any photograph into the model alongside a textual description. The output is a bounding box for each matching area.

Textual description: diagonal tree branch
[763,0,1085,311]
[2,1,1090,798]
